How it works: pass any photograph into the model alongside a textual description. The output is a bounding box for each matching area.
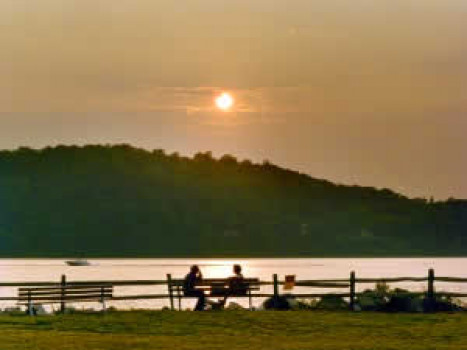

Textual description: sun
[215,92,234,111]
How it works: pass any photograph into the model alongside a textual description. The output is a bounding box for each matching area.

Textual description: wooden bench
[168,277,261,310]
[18,284,113,315]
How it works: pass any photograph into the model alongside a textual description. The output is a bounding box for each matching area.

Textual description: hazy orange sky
[1,0,466,199]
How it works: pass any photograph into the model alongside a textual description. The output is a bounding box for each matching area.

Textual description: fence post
[167,274,174,311]
[349,271,356,311]
[100,286,106,312]
[177,288,182,311]
[273,274,279,308]
[27,290,33,316]
[60,274,66,314]
[427,268,435,312]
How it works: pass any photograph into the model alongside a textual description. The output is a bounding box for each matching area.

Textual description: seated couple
[183,264,246,311]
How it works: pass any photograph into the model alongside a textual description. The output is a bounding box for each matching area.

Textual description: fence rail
[1,268,466,312]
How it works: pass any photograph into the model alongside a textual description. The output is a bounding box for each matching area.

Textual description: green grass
[0,311,466,349]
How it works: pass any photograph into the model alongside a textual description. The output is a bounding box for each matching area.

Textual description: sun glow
[195,260,249,278]
[215,92,234,111]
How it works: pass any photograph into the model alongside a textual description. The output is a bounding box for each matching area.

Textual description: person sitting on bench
[183,265,205,311]
[219,264,247,307]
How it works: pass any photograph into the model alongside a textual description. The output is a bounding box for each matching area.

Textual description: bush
[356,283,464,312]
[262,295,297,310]
[315,295,349,310]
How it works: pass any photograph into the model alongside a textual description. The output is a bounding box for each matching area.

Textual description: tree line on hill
[0,144,465,257]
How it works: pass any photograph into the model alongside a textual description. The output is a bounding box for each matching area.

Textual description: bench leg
[178,289,182,311]
[28,301,34,316]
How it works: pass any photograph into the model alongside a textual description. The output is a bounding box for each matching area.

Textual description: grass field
[0,310,466,350]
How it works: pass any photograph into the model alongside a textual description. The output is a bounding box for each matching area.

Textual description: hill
[0,144,465,257]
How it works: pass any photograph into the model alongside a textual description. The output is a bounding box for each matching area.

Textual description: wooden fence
[1,268,466,312]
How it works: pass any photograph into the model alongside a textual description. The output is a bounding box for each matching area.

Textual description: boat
[65,259,91,266]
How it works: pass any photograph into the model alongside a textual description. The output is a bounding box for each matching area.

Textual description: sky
[1,0,466,199]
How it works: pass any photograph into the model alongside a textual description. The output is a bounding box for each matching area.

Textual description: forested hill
[0,145,466,257]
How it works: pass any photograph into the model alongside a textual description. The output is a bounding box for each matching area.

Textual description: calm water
[1,258,466,310]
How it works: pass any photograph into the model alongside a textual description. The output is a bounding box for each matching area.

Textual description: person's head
[190,265,200,274]
[233,264,242,275]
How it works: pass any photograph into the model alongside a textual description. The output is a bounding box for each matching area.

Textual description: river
[0,258,466,310]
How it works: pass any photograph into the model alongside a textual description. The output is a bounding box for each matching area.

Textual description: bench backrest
[171,278,261,294]
[18,284,113,304]
[172,277,260,284]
